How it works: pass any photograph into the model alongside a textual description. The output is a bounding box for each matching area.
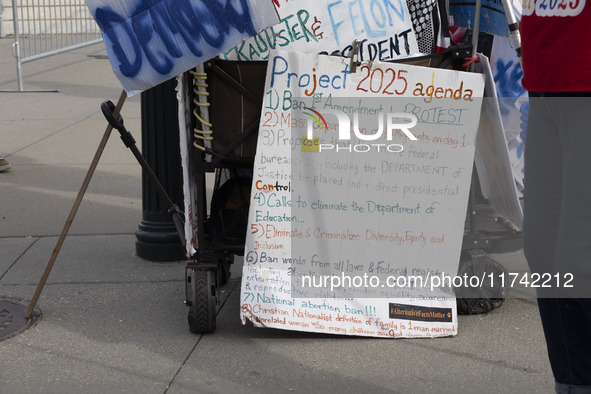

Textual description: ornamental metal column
[135,78,185,262]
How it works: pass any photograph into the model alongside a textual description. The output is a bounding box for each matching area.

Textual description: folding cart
[179,38,521,333]
[183,59,268,333]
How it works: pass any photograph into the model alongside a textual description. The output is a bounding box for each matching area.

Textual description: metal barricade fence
[4,0,102,92]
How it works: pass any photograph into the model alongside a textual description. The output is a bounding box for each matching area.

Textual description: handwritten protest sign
[449,0,509,36]
[221,0,420,61]
[86,0,279,95]
[241,50,485,338]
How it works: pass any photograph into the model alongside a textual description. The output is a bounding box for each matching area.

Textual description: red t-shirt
[521,0,591,92]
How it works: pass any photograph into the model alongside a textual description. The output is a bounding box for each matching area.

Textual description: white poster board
[177,72,199,257]
[240,50,485,338]
[221,0,420,61]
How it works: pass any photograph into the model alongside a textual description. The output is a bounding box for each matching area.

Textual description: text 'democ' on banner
[241,50,485,338]
[221,0,420,61]
[85,0,279,96]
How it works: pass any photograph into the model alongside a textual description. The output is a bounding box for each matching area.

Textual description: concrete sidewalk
[0,37,554,393]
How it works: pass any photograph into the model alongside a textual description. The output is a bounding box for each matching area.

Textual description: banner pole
[25,89,127,319]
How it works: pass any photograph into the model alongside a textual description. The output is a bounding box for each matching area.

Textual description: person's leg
[523,94,561,282]
[525,95,591,392]
[550,96,591,391]
[553,96,591,297]
[539,298,591,393]
[523,94,568,390]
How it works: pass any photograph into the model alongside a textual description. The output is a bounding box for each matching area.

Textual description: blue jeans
[523,92,591,393]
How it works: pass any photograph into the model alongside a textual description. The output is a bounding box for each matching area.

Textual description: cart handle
[101,100,126,133]
[100,99,187,250]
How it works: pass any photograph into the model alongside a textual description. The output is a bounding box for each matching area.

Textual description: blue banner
[449,0,509,37]
[86,0,278,95]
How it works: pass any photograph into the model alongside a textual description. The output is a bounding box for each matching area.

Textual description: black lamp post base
[136,221,185,262]
[135,78,186,263]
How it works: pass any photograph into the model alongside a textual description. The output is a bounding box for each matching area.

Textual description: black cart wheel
[187,270,217,333]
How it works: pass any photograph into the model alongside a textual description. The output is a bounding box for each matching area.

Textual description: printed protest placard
[241,49,485,338]
[221,0,420,61]
[86,0,279,95]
